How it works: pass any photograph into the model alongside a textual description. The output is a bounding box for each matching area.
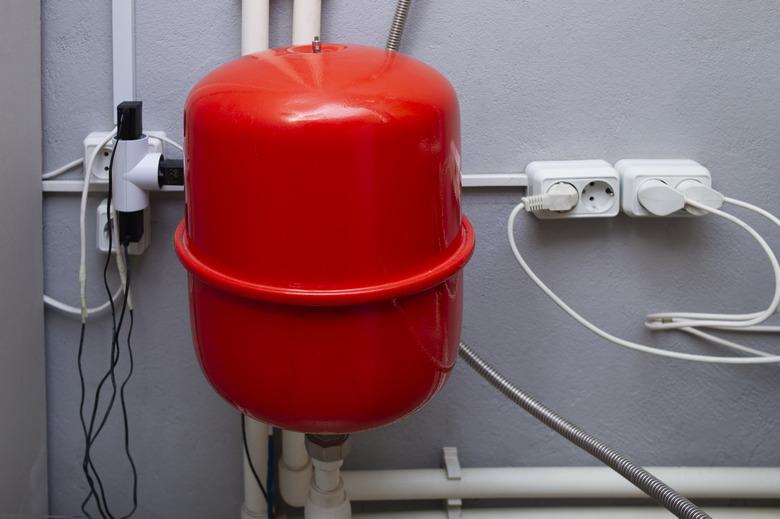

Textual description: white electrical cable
[42,158,84,180]
[79,129,117,322]
[507,202,780,364]
[44,289,124,318]
[724,197,780,228]
[153,134,183,152]
[644,200,780,331]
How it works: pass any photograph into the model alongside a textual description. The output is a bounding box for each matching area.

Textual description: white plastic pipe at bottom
[292,0,321,45]
[279,430,312,508]
[342,467,780,502]
[242,0,270,55]
[242,417,269,519]
[352,508,780,519]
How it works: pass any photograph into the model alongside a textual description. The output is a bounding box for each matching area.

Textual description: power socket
[97,198,151,255]
[525,160,620,219]
[616,159,712,217]
[84,130,167,180]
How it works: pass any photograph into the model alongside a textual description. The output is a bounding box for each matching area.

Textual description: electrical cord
[643,199,780,331]
[80,129,117,322]
[118,244,138,519]
[43,157,84,180]
[508,201,780,363]
[724,196,780,228]
[241,414,270,506]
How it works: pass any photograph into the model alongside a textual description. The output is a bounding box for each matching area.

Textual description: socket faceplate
[525,160,620,219]
[616,159,712,217]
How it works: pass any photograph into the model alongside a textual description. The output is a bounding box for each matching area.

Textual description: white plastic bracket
[442,447,462,481]
[442,447,463,517]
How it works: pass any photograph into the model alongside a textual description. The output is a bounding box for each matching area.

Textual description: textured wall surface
[0,0,48,515]
[42,1,780,517]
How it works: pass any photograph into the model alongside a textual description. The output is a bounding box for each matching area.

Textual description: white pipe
[352,508,780,519]
[342,467,780,502]
[279,430,312,508]
[292,0,321,46]
[112,0,136,121]
[242,0,270,55]
[242,417,269,519]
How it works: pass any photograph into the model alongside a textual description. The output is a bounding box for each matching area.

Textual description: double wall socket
[83,130,167,181]
[617,159,712,217]
[96,198,150,255]
[525,160,620,219]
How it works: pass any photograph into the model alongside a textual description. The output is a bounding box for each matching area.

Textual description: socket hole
[104,166,109,171]
[103,151,109,157]
[581,180,617,213]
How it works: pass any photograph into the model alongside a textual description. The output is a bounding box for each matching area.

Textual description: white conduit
[243,417,270,519]
[352,509,780,519]
[242,0,270,54]
[292,0,322,45]
[341,467,780,502]
[279,430,312,507]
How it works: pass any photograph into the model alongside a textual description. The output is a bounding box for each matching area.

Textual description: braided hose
[386,0,412,51]
[459,341,711,519]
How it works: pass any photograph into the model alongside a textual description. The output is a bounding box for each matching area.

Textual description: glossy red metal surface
[176,43,474,433]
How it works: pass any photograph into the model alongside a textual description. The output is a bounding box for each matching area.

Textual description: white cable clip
[442,448,463,519]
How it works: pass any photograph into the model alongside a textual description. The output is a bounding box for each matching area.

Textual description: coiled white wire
[44,131,182,319]
[508,201,780,364]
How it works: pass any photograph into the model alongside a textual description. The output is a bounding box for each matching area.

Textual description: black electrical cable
[77,322,109,519]
[80,114,138,518]
[80,117,126,519]
[241,414,270,507]
[118,244,138,519]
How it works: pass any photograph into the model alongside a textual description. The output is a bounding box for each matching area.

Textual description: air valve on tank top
[112,101,184,245]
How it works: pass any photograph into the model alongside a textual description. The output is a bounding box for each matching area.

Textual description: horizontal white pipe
[461,173,528,187]
[343,467,780,502]
[42,180,183,193]
[352,508,780,519]
[242,0,270,55]
[292,0,322,45]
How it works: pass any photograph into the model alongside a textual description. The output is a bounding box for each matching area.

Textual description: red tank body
[175,43,474,433]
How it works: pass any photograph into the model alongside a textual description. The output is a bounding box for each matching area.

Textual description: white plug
[677,180,724,216]
[523,182,579,213]
[636,180,686,216]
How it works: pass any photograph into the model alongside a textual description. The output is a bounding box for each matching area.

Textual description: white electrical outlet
[525,160,620,219]
[616,159,712,217]
[97,198,151,255]
[84,130,166,180]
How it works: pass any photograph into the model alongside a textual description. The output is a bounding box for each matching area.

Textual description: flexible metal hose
[386,0,412,51]
[458,341,712,519]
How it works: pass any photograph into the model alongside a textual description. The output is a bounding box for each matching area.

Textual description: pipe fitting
[305,434,350,462]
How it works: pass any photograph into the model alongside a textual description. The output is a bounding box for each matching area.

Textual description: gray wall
[0,0,48,515]
[42,1,780,517]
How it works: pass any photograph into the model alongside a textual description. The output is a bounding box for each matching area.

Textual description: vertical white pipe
[279,430,312,508]
[112,0,136,122]
[292,0,321,45]
[242,417,269,519]
[242,0,270,55]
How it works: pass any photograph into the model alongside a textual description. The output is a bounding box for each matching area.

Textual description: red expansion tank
[175,43,474,433]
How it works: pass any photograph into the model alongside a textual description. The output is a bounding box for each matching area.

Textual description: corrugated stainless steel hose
[459,341,712,519]
[386,0,412,51]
